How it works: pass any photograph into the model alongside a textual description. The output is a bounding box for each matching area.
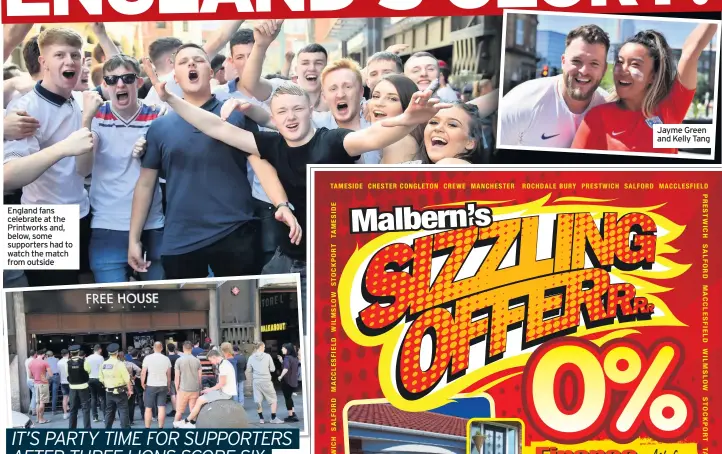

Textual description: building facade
[319,16,502,87]
[7,283,216,412]
[536,30,565,75]
[672,48,717,99]
[614,19,637,43]
[141,21,204,57]
[6,277,300,413]
[503,13,539,94]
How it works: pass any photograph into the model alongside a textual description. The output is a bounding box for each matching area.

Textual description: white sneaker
[172,420,184,428]
[270,417,284,424]
[259,419,265,424]
[181,421,196,429]
[63,413,70,420]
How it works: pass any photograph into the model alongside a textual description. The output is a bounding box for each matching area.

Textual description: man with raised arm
[241,20,329,112]
[144,20,246,109]
[130,45,301,280]
[212,28,282,271]
[228,21,378,164]
[144,60,449,328]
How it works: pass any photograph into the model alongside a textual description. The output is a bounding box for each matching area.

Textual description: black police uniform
[66,345,91,429]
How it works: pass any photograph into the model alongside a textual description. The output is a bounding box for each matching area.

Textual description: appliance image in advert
[309,168,719,454]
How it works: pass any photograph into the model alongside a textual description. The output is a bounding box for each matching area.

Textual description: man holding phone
[76,54,166,282]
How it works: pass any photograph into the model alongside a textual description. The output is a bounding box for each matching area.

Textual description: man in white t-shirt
[141,342,172,429]
[76,54,166,283]
[175,343,237,428]
[240,20,328,112]
[3,28,94,288]
[404,52,458,104]
[86,345,106,422]
[498,25,611,148]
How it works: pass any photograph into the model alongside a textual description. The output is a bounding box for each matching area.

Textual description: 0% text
[523,338,693,444]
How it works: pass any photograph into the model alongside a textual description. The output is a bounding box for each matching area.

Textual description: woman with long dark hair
[414,103,489,164]
[366,74,424,163]
[276,343,299,423]
[572,23,718,153]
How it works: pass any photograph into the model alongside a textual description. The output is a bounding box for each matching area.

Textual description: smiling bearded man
[498,25,611,148]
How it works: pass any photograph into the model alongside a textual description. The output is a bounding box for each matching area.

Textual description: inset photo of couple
[498,11,719,160]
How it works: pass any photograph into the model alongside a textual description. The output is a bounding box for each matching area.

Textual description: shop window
[156,22,166,29]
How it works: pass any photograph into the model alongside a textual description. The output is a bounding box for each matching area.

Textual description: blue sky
[536,14,718,49]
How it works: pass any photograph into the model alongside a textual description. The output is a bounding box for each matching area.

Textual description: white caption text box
[3,205,80,270]
[654,124,714,148]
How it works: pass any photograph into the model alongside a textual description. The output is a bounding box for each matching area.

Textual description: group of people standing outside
[24,338,301,428]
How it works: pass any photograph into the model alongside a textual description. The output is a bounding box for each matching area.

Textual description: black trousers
[133,383,145,419]
[281,381,295,411]
[253,199,280,271]
[161,221,260,279]
[105,391,130,429]
[68,387,91,429]
[127,389,136,423]
[88,379,105,419]
[25,214,91,287]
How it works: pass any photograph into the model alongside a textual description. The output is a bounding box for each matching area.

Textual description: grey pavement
[29,387,305,430]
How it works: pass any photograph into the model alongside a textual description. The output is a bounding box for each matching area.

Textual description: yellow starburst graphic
[338,196,688,412]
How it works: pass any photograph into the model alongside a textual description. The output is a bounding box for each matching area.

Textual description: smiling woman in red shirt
[571,23,718,154]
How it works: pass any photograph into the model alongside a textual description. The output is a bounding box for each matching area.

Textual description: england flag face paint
[614,43,655,100]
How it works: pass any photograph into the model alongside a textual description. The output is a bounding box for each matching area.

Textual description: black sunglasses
[103,73,138,85]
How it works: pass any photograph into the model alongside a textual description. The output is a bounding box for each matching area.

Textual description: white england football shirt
[498,75,608,148]
[89,102,165,231]
[4,83,90,217]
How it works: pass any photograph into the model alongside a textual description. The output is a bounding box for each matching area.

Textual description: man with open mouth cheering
[142,57,450,329]
[129,45,301,280]
[4,27,94,287]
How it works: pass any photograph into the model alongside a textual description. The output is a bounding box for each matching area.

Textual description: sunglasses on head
[103,73,137,85]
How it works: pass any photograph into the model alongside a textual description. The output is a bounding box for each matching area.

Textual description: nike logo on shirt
[612,131,625,136]
[541,133,560,140]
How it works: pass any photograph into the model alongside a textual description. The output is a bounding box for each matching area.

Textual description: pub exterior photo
[4,275,301,413]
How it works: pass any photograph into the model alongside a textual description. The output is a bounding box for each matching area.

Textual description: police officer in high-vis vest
[99,343,133,428]
[64,345,92,429]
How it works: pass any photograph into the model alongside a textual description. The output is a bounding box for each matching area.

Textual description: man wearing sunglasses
[75,54,166,283]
